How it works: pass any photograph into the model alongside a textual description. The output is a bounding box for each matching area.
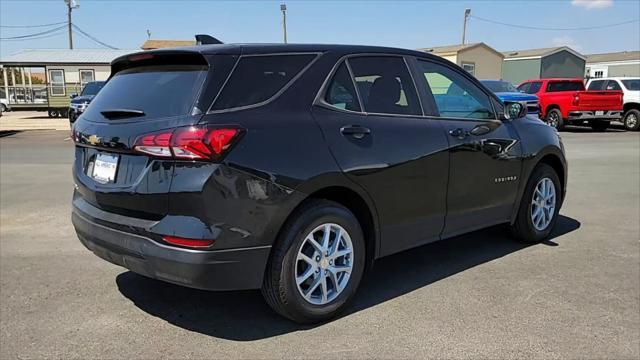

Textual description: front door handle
[341,125,371,139]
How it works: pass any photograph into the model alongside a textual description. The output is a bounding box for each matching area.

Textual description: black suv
[69,81,105,123]
[71,44,567,323]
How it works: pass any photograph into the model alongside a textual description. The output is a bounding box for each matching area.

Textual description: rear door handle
[341,125,371,139]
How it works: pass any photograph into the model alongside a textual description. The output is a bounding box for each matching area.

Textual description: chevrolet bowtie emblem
[88,135,101,145]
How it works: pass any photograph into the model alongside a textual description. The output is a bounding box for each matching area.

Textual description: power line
[0,21,66,28]
[469,15,639,31]
[0,24,67,40]
[0,29,66,42]
[72,24,118,49]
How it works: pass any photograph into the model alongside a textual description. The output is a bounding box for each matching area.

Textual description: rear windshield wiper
[100,109,146,119]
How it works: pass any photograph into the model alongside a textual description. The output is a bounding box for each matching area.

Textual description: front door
[312,55,450,256]
[414,58,523,237]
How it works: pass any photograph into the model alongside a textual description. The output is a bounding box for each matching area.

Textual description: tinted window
[517,83,531,93]
[622,79,640,91]
[348,56,421,116]
[605,80,621,91]
[81,81,105,96]
[482,80,518,93]
[547,81,584,92]
[418,60,495,120]
[84,65,206,120]
[588,80,606,90]
[325,62,360,112]
[212,54,316,110]
[526,82,542,94]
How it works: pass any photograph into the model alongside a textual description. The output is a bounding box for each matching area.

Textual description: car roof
[113,43,443,65]
[522,78,583,83]
[587,77,639,81]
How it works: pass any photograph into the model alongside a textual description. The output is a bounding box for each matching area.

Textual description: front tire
[623,109,640,131]
[511,164,562,243]
[262,199,365,324]
[545,109,564,131]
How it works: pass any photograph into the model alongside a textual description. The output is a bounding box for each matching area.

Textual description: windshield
[622,79,640,91]
[481,80,518,93]
[80,82,105,96]
[83,65,207,120]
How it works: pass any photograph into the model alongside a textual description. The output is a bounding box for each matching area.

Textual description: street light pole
[281,4,287,44]
[462,8,471,45]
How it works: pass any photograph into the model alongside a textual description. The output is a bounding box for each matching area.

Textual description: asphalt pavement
[0,128,638,359]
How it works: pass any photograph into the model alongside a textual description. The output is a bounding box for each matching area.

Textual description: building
[418,42,504,79]
[585,51,640,78]
[141,39,196,50]
[501,46,586,85]
[0,48,135,114]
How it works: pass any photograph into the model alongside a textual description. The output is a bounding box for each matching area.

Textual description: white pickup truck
[587,77,640,131]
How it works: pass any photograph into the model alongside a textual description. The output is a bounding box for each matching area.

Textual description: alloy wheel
[531,177,556,231]
[547,112,559,128]
[295,223,354,305]
[626,113,638,129]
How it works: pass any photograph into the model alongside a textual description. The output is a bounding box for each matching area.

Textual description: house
[585,51,640,78]
[0,48,135,113]
[502,46,586,85]
[141,39,196,50]
[418,42,504,79]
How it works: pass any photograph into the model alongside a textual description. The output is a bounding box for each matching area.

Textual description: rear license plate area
[90,153,119,183]
[595,111,604,116]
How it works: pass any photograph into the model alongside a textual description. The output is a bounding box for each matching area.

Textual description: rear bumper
[567,110,622,121]
[72,201,271,291]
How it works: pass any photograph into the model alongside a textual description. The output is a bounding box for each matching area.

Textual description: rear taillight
[133,125,241,161]
[572,94,580,106]
[162,235,214,249]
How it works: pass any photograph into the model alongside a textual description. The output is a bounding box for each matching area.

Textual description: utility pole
[65,0,79,49]
[280,3,287,44]
[462,8,471,45]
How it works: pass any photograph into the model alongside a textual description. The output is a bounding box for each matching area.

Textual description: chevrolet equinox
[71,44,568,324]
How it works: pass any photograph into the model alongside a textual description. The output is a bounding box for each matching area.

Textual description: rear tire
[511,163,562,243]
[545,109,564,131]
[590,121,610,132]
[623,109,640,131]
[262,199,365,324]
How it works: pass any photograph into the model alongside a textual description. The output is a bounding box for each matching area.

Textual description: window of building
[48,69,65,96]
[417,60,495,120]
[594,70,604,78]
[461,62,476,76]
[348,56,421,116]
[79,69,95,88]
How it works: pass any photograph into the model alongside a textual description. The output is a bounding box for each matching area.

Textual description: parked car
[71,44,567,324]
[68,81,105,124]
[517,78,623,131]
[586,77,640,131]
[480,80,539,115]
[0,97,10,112]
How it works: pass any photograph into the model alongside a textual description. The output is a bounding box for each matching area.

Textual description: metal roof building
[501,46,586,85]
[418,42,504,79]
[585,51,640,78]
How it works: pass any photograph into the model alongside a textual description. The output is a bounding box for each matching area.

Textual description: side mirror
[70,93,78,99]
[502,101,527,120]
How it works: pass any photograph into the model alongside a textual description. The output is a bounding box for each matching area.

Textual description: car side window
[347,56,422,116]
[417,60,495,120]
[605,80,621,91]
[527,82,542,94]
[517,82,531,93]
[324,62,361,112]
[588,80,606,90]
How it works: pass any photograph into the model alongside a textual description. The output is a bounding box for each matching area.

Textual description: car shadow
[116,215,580,341]
[562,124,626,133]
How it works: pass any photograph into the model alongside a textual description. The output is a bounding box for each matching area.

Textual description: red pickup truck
[517,78,623,131]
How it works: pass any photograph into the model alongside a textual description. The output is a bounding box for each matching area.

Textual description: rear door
[413,58,523,237]
[312,55,449,256]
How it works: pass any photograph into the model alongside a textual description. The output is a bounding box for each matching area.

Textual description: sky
[1,0,639,58]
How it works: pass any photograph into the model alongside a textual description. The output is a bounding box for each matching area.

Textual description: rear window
[621,79,639,91]
[211,54,317,111]
[547,81,584,92]
[84,65,206,120]
[588,80,606,90]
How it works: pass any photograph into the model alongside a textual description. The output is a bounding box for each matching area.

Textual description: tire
[545,108,564,131]
[590,121,610,132]
[262,199,365,324]
[511,163,562,243]
[0,104,7,112]
[48,109,58,118]
[623,109,640,131]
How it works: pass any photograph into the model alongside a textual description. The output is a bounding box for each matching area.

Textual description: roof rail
[195,35,224,45]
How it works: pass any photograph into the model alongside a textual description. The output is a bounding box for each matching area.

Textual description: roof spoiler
[195,34,224,45]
